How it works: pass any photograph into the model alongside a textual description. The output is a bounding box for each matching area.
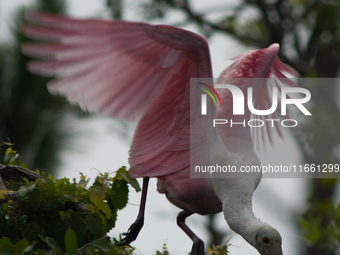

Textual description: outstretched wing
[22,12,214,177]
[216,44,299,149]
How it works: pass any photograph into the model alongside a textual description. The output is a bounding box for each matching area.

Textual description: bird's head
[252,224,283,255]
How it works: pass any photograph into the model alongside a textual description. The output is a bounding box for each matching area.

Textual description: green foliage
[156,243,169,255]
[154,243,229,255]
[0,158,140,254]
[0,144,229,255]
[299,203,340,254]
[0,237,34,254]
[206,245,229,255]
[141,0,172,20]
[2,140,27,169]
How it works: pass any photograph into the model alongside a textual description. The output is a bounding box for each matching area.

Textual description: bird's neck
[211,176,263,247]
[209,136,263,247]
[207,102,264,247]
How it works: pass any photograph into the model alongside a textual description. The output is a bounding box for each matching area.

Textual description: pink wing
[22,11,212,120]
[217,44,299,148]
[22,12,214,178]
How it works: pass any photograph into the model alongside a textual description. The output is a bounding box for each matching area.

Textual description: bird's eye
[262,236,270,244]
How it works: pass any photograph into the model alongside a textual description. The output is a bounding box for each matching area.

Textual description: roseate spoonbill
[21,11,298,255]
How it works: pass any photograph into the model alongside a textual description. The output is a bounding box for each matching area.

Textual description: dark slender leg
[119,177,149,246]
[177,210,205,255]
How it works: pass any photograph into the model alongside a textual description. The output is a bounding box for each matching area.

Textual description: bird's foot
[190,238,205,255]
[118,217,144,246]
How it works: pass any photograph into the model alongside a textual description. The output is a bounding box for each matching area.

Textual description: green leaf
[116,167,141,192]
[6,153,19,164]
[4,147,20,164]
[26,188,40,212]
[5,147,13,155]
[46,177,56,198]
[36,251,46,255]
[85,214,107,239]
[98,211,107,227]
[48,174,55,182]
[156,243,169,255]
[111,179,128,210]
[0,237,13,252]
[111,207,117,227]
[46,237,60,249]
[90,236,111,248]
[206,244,228,255]
[18,184,36,198]
[20,163,28,169]
[89,187,106,207]
[50,246,64,255]
[98,203,112,219]
[65,228,77,255]
[216,244,228,255]
[13,239,30,255]
[20,243,35,255]
[55,178,69,189]
[86,246,96,255]
[86,204,96,214]
[0,190,7,200]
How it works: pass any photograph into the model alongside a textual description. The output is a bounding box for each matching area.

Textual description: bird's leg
[177,210,205,255]
[119,177,149,246]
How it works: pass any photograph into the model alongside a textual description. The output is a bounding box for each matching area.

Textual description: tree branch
[0,164,42,182]
[174,0,264,47]
[0,164,89,213]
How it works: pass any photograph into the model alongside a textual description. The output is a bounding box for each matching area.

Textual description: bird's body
[22,12,297,255]
[158,172,223,215]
